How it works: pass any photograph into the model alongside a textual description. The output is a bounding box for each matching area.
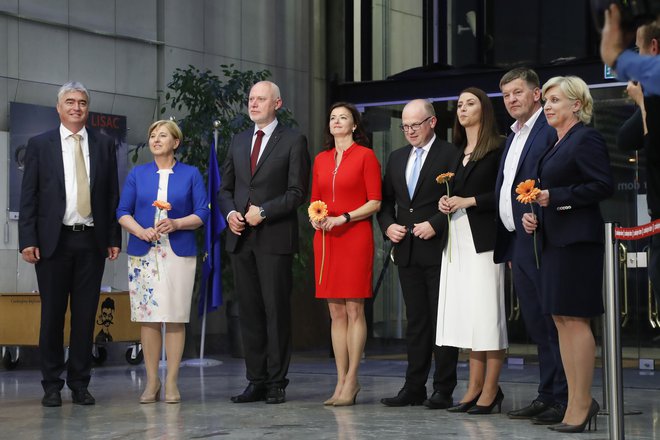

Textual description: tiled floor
[1,353,658,439]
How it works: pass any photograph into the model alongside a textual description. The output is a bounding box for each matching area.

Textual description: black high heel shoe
[447,392,481,413]
[550,399,599,433]
[467,387,504,415]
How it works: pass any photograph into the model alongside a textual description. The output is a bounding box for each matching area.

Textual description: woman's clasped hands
[438,195,475,214]
[311,216,347,232]
[137,218,180,242]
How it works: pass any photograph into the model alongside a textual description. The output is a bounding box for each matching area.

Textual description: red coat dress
[311,143,382,298]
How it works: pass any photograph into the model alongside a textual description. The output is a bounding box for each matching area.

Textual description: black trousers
[397,262,458,397]
[36,228,105,393]
[231,232,293,389]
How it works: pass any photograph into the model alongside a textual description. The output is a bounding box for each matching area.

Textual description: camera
[591,0,660,33]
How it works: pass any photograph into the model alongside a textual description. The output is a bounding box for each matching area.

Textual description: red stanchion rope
[614,219,660,241]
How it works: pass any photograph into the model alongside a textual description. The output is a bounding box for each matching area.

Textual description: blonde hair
[148,120,183,141]
[541,76,593,124]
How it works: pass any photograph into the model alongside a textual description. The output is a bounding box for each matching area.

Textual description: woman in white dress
[436,88,507,414]
[117,120,208,403]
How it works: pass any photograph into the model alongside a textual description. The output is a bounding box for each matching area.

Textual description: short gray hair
[542,76,593,124]
[499,67,540,90]
[57,81,90,104]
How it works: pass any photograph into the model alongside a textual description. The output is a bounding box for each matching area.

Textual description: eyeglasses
[400,116,432,133]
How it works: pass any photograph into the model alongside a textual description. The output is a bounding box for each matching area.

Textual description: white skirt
[435,210,508,351]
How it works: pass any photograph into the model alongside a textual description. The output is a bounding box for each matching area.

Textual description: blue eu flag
[199,140,227,316]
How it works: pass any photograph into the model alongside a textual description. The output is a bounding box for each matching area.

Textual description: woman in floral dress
[117,120,208,403]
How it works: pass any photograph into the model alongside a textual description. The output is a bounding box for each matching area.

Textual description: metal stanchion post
[603,222,624,439]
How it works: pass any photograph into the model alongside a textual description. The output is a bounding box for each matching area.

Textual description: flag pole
[184,121,223,368]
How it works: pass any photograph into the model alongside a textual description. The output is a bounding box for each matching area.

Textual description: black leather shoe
[42,390,62,407]
[266,387,286,404]
[71,388,95,405]
[532,403,566,425]
[507,399,550,419]
[230,383,267,403]
[423,391,453,409]
[381,387,426,407]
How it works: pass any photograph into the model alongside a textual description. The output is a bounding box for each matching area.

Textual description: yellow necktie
[72,134,91,218]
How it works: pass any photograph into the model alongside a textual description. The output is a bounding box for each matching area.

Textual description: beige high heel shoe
[164,384,181,404]
[140,381,161,404]
[333,385,361,407]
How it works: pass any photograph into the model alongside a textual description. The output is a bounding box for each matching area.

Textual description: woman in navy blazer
[523,77,613,433]
[117,120,208,404]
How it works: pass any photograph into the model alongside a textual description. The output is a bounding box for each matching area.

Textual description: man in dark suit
[19,81,121,407]
[218,81,310,404]
[377,99,459,409]
[494,68,567,424]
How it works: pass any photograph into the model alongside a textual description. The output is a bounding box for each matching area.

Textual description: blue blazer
[537,123,614,246]
[117,161,209,256]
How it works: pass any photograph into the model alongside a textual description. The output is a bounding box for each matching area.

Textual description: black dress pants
[397,262,458,397]
[36,228,105,392]
[231,232,293,389]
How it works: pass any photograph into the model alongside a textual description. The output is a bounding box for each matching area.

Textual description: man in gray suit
[219,81,310,404]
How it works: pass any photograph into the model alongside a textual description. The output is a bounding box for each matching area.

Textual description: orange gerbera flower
[436,171,455,262]
[515,179,541,269]
[308,200,329,285]
[308,200,328,223]
[515,179,541,204]
[152,200,172,210]
[436,172,455,185]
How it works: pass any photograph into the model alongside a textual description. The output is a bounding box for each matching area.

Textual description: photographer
[601,3,660,94]
[604,2,660,312]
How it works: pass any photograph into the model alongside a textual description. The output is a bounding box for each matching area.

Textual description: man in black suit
[494,68,567,424]
[377,99,459,409]
[19,81,121,407]
[218,81,310,404]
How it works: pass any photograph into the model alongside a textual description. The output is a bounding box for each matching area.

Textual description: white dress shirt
[405,134,436,187]
[498,107,543,231]
[60,124,93,226]
[251,118,278,164]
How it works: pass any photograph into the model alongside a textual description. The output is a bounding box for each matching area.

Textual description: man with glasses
[377,99,459,408]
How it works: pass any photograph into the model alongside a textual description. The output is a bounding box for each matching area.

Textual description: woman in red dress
[310,102,382,406]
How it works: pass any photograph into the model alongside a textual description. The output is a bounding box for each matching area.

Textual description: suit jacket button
[409,208,413,212]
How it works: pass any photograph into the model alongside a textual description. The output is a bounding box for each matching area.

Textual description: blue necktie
[408,148,423,198]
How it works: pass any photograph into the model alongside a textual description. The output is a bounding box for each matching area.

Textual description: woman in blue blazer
[117,120,208,404]
[523,77,614,433]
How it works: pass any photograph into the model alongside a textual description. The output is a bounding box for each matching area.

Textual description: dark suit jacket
[537,123,614,246]
[218,123,311,254]
[377,137,459,267]
[19,127,122,258]
[618,101,660,218]
[450,145,503,253]
[494,112,555,263]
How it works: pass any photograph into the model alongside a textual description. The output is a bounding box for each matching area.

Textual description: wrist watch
[259,207,266,219]
[342,212,351,223]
